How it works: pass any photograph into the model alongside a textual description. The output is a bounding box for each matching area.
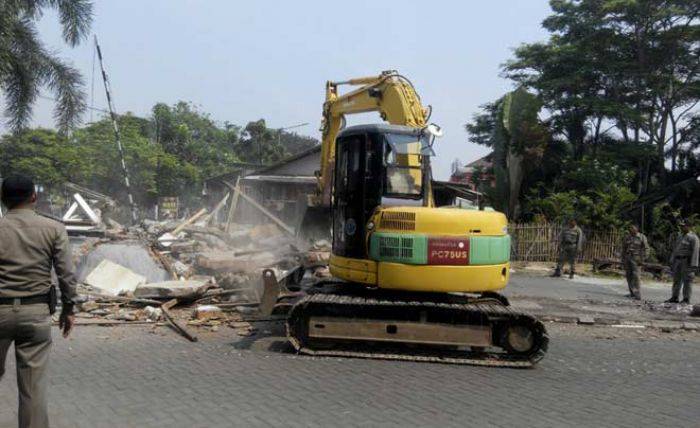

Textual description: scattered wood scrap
[161,299,198,342]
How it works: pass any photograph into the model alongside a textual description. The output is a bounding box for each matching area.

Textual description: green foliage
[503,0,700,178]
[0,128,82,185]
[556,157,634,193]
[0,101,319,208]
[0,0,93,131]
[465,0,699,229]
[71,114,197,205]
[234,119,317,165]
[151,102,241,179]
[525,183,636,229]
[235,119,286,165]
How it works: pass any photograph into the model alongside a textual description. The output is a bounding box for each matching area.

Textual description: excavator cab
[332,124,432,260]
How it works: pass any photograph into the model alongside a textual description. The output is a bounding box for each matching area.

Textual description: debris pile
[70,195,320,342]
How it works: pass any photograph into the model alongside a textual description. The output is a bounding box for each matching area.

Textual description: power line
[37,95,110,114]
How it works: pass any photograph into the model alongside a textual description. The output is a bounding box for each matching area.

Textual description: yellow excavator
[281,70,548,366]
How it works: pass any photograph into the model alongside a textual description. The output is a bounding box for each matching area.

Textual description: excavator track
[286,293,548,368]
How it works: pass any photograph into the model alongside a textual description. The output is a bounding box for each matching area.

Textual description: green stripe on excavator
[369,232,511,266]
[469,235,511,265]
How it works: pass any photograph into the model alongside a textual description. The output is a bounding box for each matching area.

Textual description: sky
[19,0,552,180]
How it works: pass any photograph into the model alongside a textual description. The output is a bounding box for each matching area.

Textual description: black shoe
[681,299,690,304]
[569,272,575,279]
[551,271,561,278]
[665,298,679,304]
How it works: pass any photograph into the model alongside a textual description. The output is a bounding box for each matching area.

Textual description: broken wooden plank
[62,201,79,221]
[204,192,230,226]
[161,299,198,342]
[172,208,208,236]
[74,193,101,224]
[150,248,179,280]
[225,176,242,233]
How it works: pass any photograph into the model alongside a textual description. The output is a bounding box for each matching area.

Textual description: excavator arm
[316,70,430,206]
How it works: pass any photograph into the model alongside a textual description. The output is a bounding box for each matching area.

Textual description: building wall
[237,181,316,227]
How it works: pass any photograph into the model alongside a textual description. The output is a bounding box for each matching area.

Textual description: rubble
[196,251,278,273]
[84,260,147,296]
[134,278,213,300]
[67,186,334,342]
[193,305,223,320]
[143,306,163,321]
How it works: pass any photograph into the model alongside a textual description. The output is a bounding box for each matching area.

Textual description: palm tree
[0,0,93,131]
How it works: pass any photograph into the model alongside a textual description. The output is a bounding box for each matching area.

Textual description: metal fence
[510,223,623,263]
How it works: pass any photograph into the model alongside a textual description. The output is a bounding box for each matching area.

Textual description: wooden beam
[204,192,230,226]
[172,208,207,236]
[224,176,242,233]
[161,299,198,342]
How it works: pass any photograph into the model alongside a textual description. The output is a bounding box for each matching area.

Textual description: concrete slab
[84,260,147,296]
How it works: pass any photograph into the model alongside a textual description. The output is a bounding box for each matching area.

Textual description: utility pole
[94,35,138,224]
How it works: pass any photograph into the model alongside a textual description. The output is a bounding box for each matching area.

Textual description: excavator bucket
[295,202,331,243]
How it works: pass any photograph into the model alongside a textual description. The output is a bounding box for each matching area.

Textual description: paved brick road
[1,322,698,428]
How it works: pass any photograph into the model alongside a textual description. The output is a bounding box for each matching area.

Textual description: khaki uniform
[670,231,699,302]
[0,208,77,428]
[556,226,584,276]
[621,232,649,299]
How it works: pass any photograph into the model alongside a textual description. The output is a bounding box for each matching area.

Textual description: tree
[0,0,93,131]
[0,99,320,211]
[0,128,83,185]
[278,130,319,155]
[466,88,549,218]
[504,0,700,186]
[151,101,241,178]
[235,119,281,165]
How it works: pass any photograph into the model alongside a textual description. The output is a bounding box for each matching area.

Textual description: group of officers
[553,218,699,303]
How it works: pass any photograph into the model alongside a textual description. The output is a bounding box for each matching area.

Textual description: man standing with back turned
[0,175,76,428]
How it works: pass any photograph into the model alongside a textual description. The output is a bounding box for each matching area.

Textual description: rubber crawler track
[287,293,549,368]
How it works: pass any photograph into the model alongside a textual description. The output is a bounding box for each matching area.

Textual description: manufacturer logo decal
[427,238,470,265]
[345,218,357,236]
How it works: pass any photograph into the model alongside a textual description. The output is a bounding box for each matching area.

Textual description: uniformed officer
[553,218,584,279]
[620,225,649,300]
[666,220,699,304]
[0,175,77,428]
